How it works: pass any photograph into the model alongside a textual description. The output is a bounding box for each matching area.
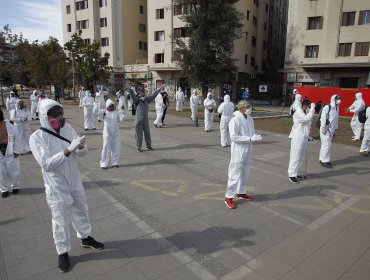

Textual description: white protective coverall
[203,93,216,131]
[225,111,260,198]
[360,107,370,153]
[30,90,39,119]
[288,102,315,178]
[348,92,365,140]
[190,90,201,122]
[217,95,235,147]
[82,91,95,130]
[0,120,21,193]
[100,99,124,168]
[6,93,18,112]
[78,88,86,108]
[29,99,91,255]
[154,93,164,128]
[175,87,185,111]
[95,91,106,121]
[10,100,31,154]
[116,91,127,116]
[319,95,339,163]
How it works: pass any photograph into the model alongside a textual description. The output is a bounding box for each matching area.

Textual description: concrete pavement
[0,102,369,280]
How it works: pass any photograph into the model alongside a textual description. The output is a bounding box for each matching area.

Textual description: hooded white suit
[30,90,39,119]
[349,92,365,140]
[10,100,31,154]
[360,107,370,153]
[100,99,124,168]
[217,95,235,146]
[175,87,185,111]
[190,91,201,122]
[82,91,95,130]
[154,93,164,128]
[95,91,106,121]
[29,99,91,255]
[78,88,86,108]
[6,93,18,112]
[203,93,216,131]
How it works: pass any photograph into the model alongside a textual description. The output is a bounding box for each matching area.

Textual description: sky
[0,0,63,44]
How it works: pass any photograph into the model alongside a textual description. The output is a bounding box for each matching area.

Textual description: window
[244,54,248,64]
[342,12,355,26]
[139,41,147,50]
[100,18,107,27]
[262,60,266,70]
[76,0,88,11]
[139,5,144,14]
[252,36,256,47]
[247,10,250,20]
[174,27,188,38]
[251,57,255,66]
[139,24,146,33]
[67,24,71,32]
[84,38,91,45]
[156,9,164,19]
[305,45,319,58]
[101,37,109,47]
[155,31,165,41]
[354,42,369,56]
[99,0,107,7]
[359,10,370,25]
[245,32,248,42]
[174,50,182,61]
[76,20,89,30]
[254,0,259,7]
[265,4,268,13]
[174,5,182,16]
[66,5,71,14]
[253,16,258,27]
[307,16,323,30]
[155,53,164,63]
[263,40,266,50]
[338,43,352,56]
[264,22,267,31]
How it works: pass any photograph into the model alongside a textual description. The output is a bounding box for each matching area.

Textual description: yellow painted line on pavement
[131,179,189,196]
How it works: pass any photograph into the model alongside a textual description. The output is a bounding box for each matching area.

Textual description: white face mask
[335,100,341,105]
[245,107,252,115]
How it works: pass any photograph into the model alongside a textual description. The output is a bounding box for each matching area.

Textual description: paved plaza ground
[0,102,369,280]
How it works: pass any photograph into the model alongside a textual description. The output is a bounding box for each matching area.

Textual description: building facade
[284,0,370,94]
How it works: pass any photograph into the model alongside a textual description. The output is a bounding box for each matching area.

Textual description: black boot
[58,252,70,273]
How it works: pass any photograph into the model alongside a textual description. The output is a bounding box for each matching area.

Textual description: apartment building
[61,0,148,83]
[148,0,271,100]
[284,0,370,92]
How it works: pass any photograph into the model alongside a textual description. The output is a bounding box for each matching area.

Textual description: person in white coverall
[78,87,86,108]
[10,100,31,154]
[100,99,124,169]
[319,95,340,168]
[0,108,21,198]
[116,90,127,116]
[29,99,104,273]
[359,107,370,156]
[82,91,96,130]
[175,87,185,111]
[154,91,164,128]
[224,101,262,209]
[346,92,365,141]
[287,99,315,183]
[217,94,235,147]
[203,92,216,132]
[30,90,39,119]
[190,90,201,122]
[95,90,106,122]
[6,91,18,112]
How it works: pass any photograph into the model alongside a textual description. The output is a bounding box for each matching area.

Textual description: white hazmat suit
[203,93,216,132]
[360,107,370,154]
[10,100,31,154]
[6,92,18,112]
[348,92,365,140]
[29,99,91,255]
[217,95,235,147]
[190,90,201,122]
[95,91,106,122]
[175,87,185,111]
[116,91,127,116]
[100,99,124,168]
[30,90,39,119]
[82,91,95,130]
[154,93,164,128]
[78,88,86,108]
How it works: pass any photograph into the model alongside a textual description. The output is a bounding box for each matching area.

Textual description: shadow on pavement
[330,155,370,167]
[120,158,195,167]
[155,143,218,151]
[0,218,24,227]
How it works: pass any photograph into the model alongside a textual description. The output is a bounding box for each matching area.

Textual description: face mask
[107,105,115,111]
[19,104,25,109]
[49,114,65,130]
[335,100,341,105]
[209,96,213,99]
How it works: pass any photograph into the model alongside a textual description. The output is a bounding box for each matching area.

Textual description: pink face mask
[106,105,115,111]
[49,115,65,130]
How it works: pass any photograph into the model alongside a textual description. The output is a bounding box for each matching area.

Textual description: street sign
[259,85,268,93]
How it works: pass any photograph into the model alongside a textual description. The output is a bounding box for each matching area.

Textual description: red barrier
[293,87,370,117]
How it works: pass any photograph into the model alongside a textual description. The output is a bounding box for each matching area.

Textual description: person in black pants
[161,91,169,126]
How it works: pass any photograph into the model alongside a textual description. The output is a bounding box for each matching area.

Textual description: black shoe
[85,128,88,131]
[101,167,108,170]
[321,162,332,168]
[146,147,154,151]
[81,236,104,250]
[289,177,299,183]
[92,128,97,130]
[297,175,305,180]
[12,189,19,194]
[112,165,119,168]
[137,149,142,153]
[58,252,70,273]
[98,120,102,122]
[1,191,9,198]
[154,124,158,128]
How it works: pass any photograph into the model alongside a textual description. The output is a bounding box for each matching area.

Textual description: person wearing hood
[82,91,96,130]
[217,94,235,147]
[100,99,124,169]
[128,85,165,152]
[30,90,39,120]
[224,100,262,209]
[78,87,86,108]
[154,90,165,128]
[175,87,185,111]
[0,108,22,198]
[190,90,201,123]
[95,89,106,122]
[288,99,316,183]
[319,95,340,168]
[203,92,216,132]
[29,99,104,273]
[116,90,127,117]
[6,91,19,112]
[359,107,370,156]
[10,100,31,154]
[346,92,365,141]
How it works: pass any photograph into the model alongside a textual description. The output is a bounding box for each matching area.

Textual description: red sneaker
[224,198,236,209]
[234,193,254,200]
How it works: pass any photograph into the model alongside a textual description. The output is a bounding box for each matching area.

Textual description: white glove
[67,138,81,153]
[321,127,327,135]
[251,134,262,142]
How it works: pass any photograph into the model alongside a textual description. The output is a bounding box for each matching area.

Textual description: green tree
[172,0,244,94]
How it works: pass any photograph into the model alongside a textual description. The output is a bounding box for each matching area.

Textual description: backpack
[315,104,331,129]
[358,106,368,123]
